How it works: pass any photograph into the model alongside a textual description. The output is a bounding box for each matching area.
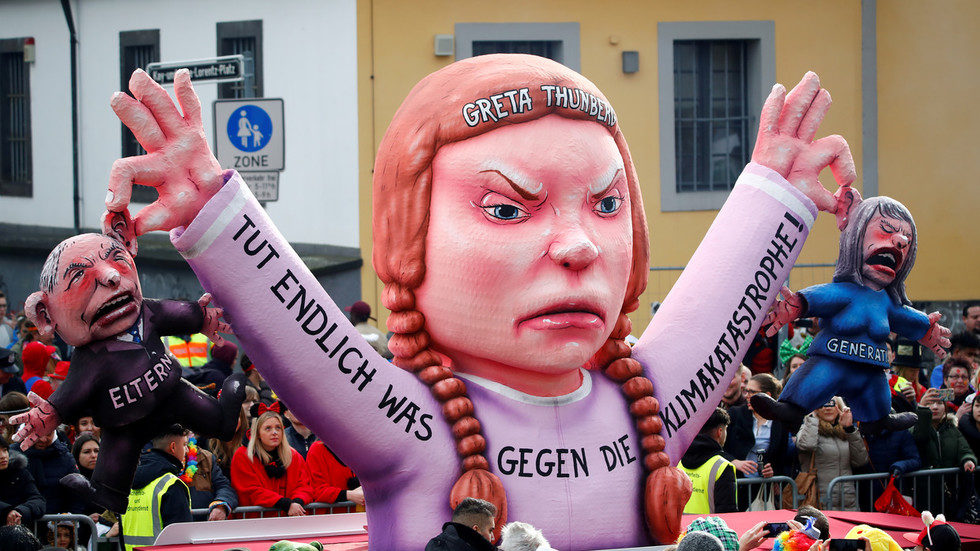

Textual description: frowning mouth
[90,292,137,327]
[865,246,902,278]
[518,301,605,331]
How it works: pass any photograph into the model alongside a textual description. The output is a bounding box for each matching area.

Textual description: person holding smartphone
[912,387,976,514]
[797,397,869,510]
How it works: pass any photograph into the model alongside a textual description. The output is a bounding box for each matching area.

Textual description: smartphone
[937,388,956,401]
[828,539,866,551]
[763,523,790,537]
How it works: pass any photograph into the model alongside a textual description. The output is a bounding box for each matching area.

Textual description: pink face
[418,115,632,386]
[861,213,912,291]
[44,234,143,346]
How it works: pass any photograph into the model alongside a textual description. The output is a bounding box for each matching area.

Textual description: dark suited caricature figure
[11,212,245,513]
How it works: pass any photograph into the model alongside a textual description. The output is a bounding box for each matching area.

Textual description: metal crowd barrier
[35,513,109,551]
[31,501,357,551]
[824,467,962,513]
[736,475,799,510]
[189,500,358,519]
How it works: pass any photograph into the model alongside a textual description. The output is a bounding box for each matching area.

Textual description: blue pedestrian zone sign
[227,104,273,152]
[214,98,284,172]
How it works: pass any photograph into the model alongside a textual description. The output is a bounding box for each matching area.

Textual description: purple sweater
[170,162,815,550]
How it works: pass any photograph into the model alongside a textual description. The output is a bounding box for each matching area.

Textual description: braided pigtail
[596,311,692,543]
[384,282,507,539]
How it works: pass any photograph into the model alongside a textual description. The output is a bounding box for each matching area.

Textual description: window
[0,38,32,197]
[455,23,580,72]
[119,30,160,203]
[658,21,775,211]
[217,20,263,99]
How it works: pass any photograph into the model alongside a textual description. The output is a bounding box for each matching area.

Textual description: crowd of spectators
[691,304,980,520]
[0,289,976,549]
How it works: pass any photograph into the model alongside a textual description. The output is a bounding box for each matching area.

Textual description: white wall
[0,0,76,228]
[1,0,359,248]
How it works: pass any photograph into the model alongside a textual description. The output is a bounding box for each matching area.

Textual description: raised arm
[632,72,856,462]
[105,69,446,478]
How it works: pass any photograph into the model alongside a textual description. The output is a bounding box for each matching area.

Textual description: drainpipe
[60,0,80,234]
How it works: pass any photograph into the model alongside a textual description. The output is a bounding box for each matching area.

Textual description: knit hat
[345,300,374,321]
[678,531,725,551]
[211,340,238,366]
[682,517,739,551]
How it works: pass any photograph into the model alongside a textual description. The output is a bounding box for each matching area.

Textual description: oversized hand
[752,72,856,216]
[764,285,803,337]
[198,293,233,347]
[106,68,224,236]
[919,312,952,359]
[9,392,61,449]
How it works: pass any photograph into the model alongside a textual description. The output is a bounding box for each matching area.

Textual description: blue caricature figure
[752,192,951,432]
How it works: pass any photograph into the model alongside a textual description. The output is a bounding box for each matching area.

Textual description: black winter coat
[0,453,46,523]
[425,522,496,551]
[129,449,192,528]
[13,438,83,513]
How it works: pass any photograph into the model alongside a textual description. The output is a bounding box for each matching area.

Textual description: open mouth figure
[752,196,952,434]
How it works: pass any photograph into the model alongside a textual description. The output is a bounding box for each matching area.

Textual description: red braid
[593,312,692,543]
[385,283,507,540]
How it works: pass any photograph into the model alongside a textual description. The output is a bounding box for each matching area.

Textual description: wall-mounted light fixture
[434,34,454,57]
[23,37,35,63]
[622,50,639,74]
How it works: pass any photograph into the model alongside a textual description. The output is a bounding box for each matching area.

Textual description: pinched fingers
[107,156,167,212]
[128,69,185,138]
[777,72,821,136]
[132,201,185,236]
[111,92,167,151]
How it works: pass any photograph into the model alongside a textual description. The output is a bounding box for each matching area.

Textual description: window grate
[122,44,156,157]
[219,36,258,99]
[472,40,560,62]
[0,50,32,197]
[673,40,750,193]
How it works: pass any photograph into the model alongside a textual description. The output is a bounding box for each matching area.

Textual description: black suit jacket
[724,404,793,477]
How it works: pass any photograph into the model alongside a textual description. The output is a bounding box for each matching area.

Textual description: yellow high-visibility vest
[164,334,209,368]
[679,454,737,514]
[121,473,189,551]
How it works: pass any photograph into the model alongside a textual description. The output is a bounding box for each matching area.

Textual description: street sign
[240,172,280,202]
[146,55,244,85]
[213,98,285,172]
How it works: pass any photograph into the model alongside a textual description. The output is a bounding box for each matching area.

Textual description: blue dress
[780,282,930,421]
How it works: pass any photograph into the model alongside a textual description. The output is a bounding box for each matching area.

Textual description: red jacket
[306,441,356,503]
[230,446,313,509]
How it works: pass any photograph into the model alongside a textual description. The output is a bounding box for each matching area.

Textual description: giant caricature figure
[19,55,857,550]
[754,193,951,430]
[11,211,245,513]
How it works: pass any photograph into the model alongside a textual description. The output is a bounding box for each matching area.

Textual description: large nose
[892,232,910,250]
[95,263,121,287]
[548,229,599,271]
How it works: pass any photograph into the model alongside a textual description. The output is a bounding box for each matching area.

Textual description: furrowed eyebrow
[589,166,625,200]
[478,160,543,201]
[63,260,91,280]
[100,241,124,260]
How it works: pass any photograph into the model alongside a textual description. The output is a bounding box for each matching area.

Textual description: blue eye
[595,196,623,215]
[483,204,528,221]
